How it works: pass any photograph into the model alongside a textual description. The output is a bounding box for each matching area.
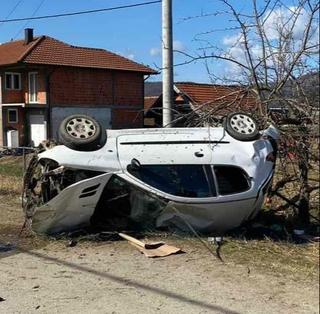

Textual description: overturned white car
[23,113,279,235]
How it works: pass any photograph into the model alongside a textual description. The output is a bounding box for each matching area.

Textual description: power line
[0,0,24,27]
[0,1,162,23]
[13,0,46,39]
[4,0,24,19]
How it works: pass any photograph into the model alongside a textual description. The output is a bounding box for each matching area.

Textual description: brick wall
[0,66,145,140]
[50,67,113,105]
[49,67,144,128]
[112,109,143,129]
[2,86,24,104]
[113,72,144,106]
[50,67,144,107]
[1,70,47,104]
[1,67,145,109]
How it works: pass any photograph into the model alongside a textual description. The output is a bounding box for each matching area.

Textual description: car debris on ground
[0,243,15,253]
[118,232,183,258]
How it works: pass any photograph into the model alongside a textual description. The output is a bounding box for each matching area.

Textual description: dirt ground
[1,195,319,314]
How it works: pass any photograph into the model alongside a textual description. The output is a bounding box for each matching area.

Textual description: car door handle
[194,151,204,157]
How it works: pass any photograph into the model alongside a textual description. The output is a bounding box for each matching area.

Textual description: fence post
[23,148,26,175]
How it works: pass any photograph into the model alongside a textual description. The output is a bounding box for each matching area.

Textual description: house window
[8,109,18,123]
[5,73,21,90]
[28,72,38,103]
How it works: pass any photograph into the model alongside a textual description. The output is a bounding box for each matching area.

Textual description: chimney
[24,28,33,45]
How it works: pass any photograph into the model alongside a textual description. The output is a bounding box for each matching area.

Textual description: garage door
[29,114,47,147]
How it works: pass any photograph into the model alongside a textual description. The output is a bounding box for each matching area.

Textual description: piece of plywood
[119,233,182,258]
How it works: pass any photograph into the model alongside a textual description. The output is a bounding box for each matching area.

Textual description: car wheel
[224,112,260,141]
[58,114,105,151]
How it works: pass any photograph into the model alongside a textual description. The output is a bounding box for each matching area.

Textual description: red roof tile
[144,96,159,110]
[0,36,156,74]
[0,37,41,66]
[175,82,258,114]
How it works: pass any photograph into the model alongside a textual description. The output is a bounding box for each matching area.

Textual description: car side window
[214,166,250,195]
[127,165,216,198]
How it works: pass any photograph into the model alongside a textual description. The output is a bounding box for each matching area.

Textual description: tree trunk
[297,134,310,226]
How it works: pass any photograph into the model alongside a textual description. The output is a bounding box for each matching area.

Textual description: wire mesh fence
[0,145,37,205]
[0,145,36,174]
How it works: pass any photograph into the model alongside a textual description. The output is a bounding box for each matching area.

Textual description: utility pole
[162,0,173,127]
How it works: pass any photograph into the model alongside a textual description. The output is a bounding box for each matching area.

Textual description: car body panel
[157,199,259,233]
[32,173,113,234]
[29,126,278,234]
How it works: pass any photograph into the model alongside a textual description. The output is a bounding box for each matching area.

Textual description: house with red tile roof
[0,28,157,147]
[144,82,258,127]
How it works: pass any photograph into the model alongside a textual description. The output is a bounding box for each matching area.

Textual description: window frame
[5,72,21,90]
[28,72,38,103]
[126,163,252,199]
[7,108,18,123]
[213,165,251,196]
[127,164,217,198]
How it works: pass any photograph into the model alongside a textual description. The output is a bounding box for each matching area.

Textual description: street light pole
[162,0,173,127]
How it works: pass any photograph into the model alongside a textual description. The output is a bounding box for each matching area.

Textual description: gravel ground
[0,185,319,314]
[1,238,319,314]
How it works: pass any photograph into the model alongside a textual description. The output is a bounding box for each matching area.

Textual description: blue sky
[0,0,315,83]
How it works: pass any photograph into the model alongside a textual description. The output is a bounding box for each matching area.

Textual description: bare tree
[175,0,319,226]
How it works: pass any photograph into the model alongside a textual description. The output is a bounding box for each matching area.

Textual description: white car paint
[32,173,113,234]
[32,126,278,234]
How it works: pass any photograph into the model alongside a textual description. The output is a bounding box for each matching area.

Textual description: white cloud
[150,47,161,56]
[150,40,186,57]
[126,53,135,60]
[263,6,308,40]
[223,34,243,46]
[122,49,135,60]
[173,40,185,51]
[220,5,319,77]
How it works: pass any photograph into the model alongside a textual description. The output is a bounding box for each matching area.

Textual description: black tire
[224,112,260,141]
[58,114,105,151]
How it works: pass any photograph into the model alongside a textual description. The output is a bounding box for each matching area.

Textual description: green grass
[220,239,319,280]
[0,156,24,197]
[167,235,319,282]
[0,156,24,177]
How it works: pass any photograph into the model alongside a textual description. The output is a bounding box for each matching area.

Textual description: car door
[116,132,215,169]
